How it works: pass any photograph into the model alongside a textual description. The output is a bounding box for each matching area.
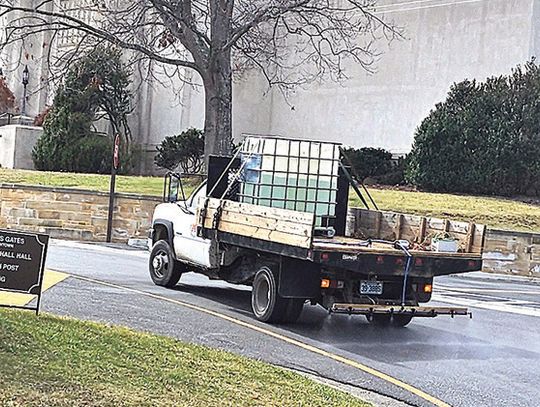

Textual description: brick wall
[0,184,160,242]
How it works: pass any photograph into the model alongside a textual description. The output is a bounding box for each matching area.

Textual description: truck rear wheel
[149,240,183,288]
[366,313,413,327]
[282,298,305,323]
[367,314,391,326]
[251,266,303,324]
[392,314,413,327]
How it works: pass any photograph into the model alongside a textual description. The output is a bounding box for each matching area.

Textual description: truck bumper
[330,303,471,318]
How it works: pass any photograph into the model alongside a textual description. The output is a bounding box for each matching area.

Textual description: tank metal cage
[237,135,341,228]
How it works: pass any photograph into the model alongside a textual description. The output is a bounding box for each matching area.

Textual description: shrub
[32,46,133,174]
[370,156,408,186]
[155,128,204,173]
[406,61,540,197]
[342,147,394,182]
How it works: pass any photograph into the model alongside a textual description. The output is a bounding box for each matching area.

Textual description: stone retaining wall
[1,183,539,276]
[0,184,160,242]
[483,229,540,278]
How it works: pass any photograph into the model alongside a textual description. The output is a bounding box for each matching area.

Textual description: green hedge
[406,61,540,197]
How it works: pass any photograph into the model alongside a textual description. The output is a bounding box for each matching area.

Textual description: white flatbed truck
[149,136,485,326]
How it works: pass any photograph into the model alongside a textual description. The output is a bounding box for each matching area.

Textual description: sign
[113,134,121,170]
[0,229,49,313]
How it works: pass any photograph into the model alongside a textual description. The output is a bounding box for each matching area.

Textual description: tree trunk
[203,50,233,166]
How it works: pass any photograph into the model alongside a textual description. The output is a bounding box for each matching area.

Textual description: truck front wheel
[149,240,183,288]
[251,266,303,324]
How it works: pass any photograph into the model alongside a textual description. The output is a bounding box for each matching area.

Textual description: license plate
[360,281,383,295]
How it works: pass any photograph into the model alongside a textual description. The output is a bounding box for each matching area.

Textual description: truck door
[172,182,216,269]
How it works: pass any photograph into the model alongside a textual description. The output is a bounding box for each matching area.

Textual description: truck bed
[313,236,483,259]
[197,198,486,270]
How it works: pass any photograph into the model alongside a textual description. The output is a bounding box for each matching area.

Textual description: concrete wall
[260,0,536,153]
[139,0,537,158]
[0,125,42,169]
[0,184,160,242]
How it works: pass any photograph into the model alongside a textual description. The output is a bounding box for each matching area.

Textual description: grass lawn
[0,168,166,196]
[0,309,369,407]
[1,168,539,232]
[350,189,540,233]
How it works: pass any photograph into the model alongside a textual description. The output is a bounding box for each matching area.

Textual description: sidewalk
[448,270,540,286]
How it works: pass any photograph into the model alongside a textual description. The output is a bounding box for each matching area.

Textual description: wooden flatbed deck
[312,236,483,258]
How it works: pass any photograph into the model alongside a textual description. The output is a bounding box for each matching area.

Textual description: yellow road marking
[69,272,450,407]
[0,270,69,307]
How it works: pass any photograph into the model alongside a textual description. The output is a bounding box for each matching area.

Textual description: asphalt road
[41,239,540,407]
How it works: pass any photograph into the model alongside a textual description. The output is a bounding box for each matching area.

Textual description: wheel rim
[254,276,271,314]
[152,250,169,278]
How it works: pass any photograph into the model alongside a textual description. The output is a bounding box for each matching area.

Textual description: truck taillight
[321,279,344,289]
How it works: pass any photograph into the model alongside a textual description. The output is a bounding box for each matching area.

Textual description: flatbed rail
[312,237,483,259]
[331,303,472,318]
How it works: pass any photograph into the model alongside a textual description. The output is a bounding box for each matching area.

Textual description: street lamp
[21,65,29,116]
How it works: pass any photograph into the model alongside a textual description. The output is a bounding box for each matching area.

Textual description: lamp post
[21,65,29,116]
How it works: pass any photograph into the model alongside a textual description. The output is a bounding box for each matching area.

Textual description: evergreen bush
[406,61,540,197]
[32,46,132,174]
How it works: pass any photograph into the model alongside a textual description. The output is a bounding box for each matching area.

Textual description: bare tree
[0,0,399,162]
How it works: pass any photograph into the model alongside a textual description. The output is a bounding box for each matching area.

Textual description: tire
[366,314,391,326]
[251,265,290,323]
[392,314,413,327]
[282,298,305,324]
[149,240,183,288]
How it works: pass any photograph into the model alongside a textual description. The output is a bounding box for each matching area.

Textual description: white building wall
[261,0,535,153]
[2,0,538,173]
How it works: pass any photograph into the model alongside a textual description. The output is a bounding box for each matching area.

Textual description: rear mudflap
[330,303,472,318]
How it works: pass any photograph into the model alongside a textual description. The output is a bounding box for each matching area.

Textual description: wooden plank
[204,208,312,237]
[375,211,382,238]
[202,197,314,225]
[197,198,315,249]
[465,222,476,253]
[349,207,486,254]
[443,219,450,234]
[311,240,482,258]
[419,217,427,243]
[203,218,312,248]
[395,214,403,240]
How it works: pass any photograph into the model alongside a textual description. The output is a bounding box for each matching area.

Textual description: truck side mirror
[164,173,184,203]
[169,177,179,202]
